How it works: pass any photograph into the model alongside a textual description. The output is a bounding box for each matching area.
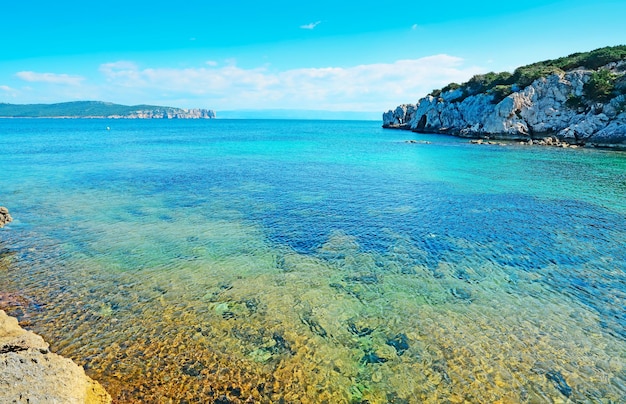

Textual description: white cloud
[411,24,419,30]
[0,85,18,98]
[300,21,321,30]
[15,71,84,86]
[99,61,145,87]
[206,60,218,66]
[97,55,483,111]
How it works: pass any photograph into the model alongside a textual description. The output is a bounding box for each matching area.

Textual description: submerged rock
[347,321,374,337]
[432,361,452,385]
[270,332,294,355]
[344,273,380,284]
[360,350,388,364]
[386,333,410,356]
[546,370,573,397]
[0,310,111,403]
[181,359,205,377]
[299,311,328,338]
[450,287,473,302]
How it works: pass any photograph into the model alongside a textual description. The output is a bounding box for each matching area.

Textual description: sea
[0,118,624,403]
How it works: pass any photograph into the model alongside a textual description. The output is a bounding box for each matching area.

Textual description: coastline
[0,207,111,403]
[0,310,111,403]
[383,49,626,149]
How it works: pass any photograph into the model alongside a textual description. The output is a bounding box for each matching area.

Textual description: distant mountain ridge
[0,101,215,119]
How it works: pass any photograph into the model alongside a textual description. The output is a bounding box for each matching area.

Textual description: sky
[1,0,625,117]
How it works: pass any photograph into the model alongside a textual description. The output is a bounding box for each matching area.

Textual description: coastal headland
[0,101,215,119]
[383,46,626,148]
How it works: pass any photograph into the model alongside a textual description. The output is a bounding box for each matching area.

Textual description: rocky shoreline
[383,52,626,149]
[0,310,111,403]
[0,207,111,403]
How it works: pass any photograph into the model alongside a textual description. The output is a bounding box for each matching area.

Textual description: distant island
[0,101,215,119]
[383,46,626,148]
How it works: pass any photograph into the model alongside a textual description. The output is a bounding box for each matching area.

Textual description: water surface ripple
[0,119,625,403]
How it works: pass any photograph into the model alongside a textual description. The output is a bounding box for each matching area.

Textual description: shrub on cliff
[465,72,512,95]
[441,82,462,93]
[430,45,626,105]
[559,46,626,70]
[489,85,515,104]
[510,65,564,89]
[584,69,617,103]
[565,95,586,110]
[430,83,462,99]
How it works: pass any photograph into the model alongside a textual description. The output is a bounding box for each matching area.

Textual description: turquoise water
[0,119,625,403]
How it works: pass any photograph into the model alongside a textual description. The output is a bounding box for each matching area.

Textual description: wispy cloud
[0,85,18,97]
[99,61,144,85]
[97,55,483,111]
[15,71,84,86]
[411,24,419,30]
[300,21,321,30]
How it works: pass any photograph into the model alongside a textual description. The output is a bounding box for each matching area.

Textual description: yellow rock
[0,310,112,404]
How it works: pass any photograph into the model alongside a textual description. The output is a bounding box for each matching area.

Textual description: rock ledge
[0,310,111,403]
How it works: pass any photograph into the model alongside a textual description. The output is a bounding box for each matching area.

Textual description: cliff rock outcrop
[0,310,111,403]
[384,49,626,148]
[0,207,12,228]
[108,107,216,119]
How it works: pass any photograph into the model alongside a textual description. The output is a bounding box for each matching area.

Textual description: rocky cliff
[108,107,216,119]
[383,47,626,148]
[0,310,112,403]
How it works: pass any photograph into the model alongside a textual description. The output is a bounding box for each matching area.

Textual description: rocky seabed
[1,207,110,403]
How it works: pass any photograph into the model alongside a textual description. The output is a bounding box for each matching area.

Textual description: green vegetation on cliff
[430,45,626,104]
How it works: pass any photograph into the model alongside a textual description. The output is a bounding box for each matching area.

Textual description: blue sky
[1,0,625,115]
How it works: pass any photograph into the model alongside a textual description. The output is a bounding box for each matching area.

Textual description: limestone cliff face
[383,62,626,147]
[0,310,112,403]
[108,108,216,119]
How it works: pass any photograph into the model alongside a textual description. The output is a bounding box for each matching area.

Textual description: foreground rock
[0,310,111,403]
[383,49,626,148]
[0,207,11,228]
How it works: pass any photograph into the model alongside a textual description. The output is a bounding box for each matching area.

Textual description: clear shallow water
[0,119,625,403]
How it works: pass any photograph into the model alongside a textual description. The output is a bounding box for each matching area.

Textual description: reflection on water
[0,119,625,403]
